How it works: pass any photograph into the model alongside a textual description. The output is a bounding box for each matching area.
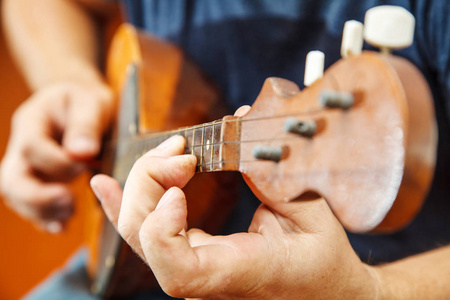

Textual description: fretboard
[112,117,241,185]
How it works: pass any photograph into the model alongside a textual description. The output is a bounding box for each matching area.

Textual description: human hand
[0,80,114,232]
[91,134,380,299]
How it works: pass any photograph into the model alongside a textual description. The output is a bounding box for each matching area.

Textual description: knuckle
[117,218,135,244]
[162,278,199,298]
[159,158,192,188]
[138,220,159,246]
[0,165,19,201]
[132,155,193,189]
[21,140,36,159]
[0,183,10,201]
[131,156,155,178]
[97,87,114,104]
[163,285,184,298]
[160,280,186,298]
[11,103,30,127]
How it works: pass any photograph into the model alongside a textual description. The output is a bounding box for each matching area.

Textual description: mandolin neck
[121,115,242,175]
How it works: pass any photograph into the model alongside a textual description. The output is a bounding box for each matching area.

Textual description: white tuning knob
[364,5,415,54]
[304,50,324,87]
[341,20,364,58]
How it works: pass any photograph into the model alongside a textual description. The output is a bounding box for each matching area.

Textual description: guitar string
[101,105,344,172]
[189,76,369,170]
[120,75,356,163]
[104,104,330,151]
[104,68,352,149]
[136,105,325,140]
[125,71,343,143]
[101,75,379,172]
[103,76,355,171]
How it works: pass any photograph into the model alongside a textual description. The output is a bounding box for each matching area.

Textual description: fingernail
[155,188,176,210]
[90,178,103,203]
[45,221,63,234]
[69,136,98,154]
[156,135,181,150]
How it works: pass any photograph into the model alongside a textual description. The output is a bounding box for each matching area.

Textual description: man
[2,0,450,299]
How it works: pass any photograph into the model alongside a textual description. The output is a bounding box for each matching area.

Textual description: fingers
[0,158,73,232]
[10,97,84,180]
[90,174,123,228]
[234,105,251,117]
[140,187,221,297]
[0,81,114,229]
[139,187,200,292]
[115,136,196,258]
[139,187,270,298]
[23,138,84,181]
[63,86,114,158]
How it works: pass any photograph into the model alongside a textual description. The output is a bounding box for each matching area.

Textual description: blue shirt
[122,0,450,264]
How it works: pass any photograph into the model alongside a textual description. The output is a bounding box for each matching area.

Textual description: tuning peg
[304,50,324,87]
[364,5,415,54]
[341,20,364,58]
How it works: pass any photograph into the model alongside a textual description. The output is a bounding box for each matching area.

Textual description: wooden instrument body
[86,23,437,298]
[239,53,436,233]
[87,24,238,298]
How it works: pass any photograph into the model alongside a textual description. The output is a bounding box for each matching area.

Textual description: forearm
[2,0,113,90]
[373,245,450,299]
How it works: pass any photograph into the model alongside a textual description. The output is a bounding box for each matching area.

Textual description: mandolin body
[239,53,437,233]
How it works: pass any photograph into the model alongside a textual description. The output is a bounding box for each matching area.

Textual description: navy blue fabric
[121,0,450,265]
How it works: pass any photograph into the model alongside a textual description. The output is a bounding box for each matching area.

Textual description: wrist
[47,58,106,90]
[370,263,415,300]
[337,263,381,300]
[362,264,383,300]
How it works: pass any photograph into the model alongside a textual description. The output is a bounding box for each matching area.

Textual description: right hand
[0,80,114,232]
[92,135,378,299]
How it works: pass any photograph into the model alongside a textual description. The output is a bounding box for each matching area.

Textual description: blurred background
[0,10,89,299]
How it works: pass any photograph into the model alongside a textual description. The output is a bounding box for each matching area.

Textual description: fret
[180,129,187,153]
[200,124,206,172]
[219,116,241,170]
[210,123,215,170]
[113,118,239,183]
[184,128,195,155]
[212,122,222,171]
[193,127,204,172]
[202,124,213,172]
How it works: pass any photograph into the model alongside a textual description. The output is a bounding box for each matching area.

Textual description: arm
[2,0,115,90]
[0,0,116,232]
[375,247,450,299]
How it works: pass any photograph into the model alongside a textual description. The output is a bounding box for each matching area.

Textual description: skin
[2,0,450,298]
[91,134,379,299]
[0,0,116,231]
[93,135,450,300]
[0,81,114,231]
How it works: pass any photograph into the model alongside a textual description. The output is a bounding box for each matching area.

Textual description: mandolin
[86,18,437,298]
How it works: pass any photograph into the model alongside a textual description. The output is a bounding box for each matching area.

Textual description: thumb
[90,174,123,229]
[63,88,113,158]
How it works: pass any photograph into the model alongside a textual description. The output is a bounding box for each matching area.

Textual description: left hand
[91,134,380,299]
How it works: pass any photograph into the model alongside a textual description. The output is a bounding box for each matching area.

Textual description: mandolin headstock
[238,51,436,233]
